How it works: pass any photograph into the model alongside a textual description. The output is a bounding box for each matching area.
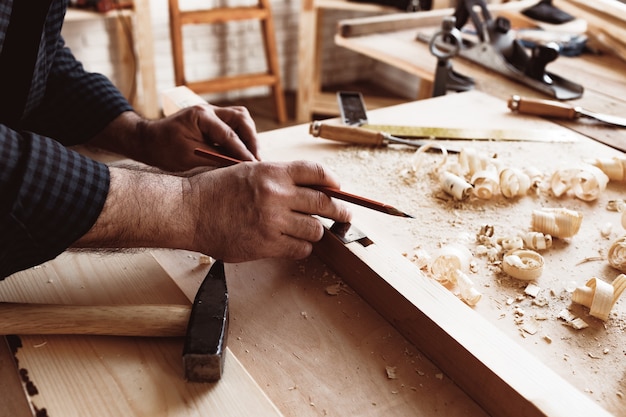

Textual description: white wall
[62,1,421,108]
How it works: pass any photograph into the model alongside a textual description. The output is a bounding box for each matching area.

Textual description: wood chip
[385,366,398,379]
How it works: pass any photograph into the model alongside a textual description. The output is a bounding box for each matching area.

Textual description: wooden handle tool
[507,95,580,119]
[508,95,626,129]
[309,121,457,152]
[309,121,386,146]
[0,303,191,337]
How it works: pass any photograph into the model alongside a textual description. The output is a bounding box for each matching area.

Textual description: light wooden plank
[154,250,489,417]
[313,222,613,417]
[160,86,624,415]
[0,252,283,417]
[287,92,625,416]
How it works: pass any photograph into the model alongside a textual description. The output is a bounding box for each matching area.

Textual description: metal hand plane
[443,0,583,100]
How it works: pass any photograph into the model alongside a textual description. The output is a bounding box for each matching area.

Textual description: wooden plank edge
[0,336,34,417]
[313,226,613,417]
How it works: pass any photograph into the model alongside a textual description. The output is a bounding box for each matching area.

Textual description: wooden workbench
[1,91,625,415]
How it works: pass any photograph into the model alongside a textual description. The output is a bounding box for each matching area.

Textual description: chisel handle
[508,95,580,119]
[309,121,386,146]
[0,303,190,337]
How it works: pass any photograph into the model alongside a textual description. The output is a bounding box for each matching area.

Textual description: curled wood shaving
[607,235,626,272]
[459,147,496,177]
[520,231,552,251]
[502,249,544,281]
[439,171,472,201]
[571,274,626,321]
[531,207,583,239]
[471,166,500,200]
[429,244,481,305]
[587,155,626,181]
[549,164,609,201]
[455,270,482,306]
[500,167,531,198]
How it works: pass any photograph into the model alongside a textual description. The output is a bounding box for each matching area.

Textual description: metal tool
[429,16,474,97]
[0,260,230,383]
[310,121,459,153]
[331,90,577,144]
[183,259,229,383]
[335,91,459,152]
[508,95,626,128]
[418,0,583,99]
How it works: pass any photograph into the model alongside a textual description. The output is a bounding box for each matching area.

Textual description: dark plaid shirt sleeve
[0,128,110,279]
[0,0,134,279]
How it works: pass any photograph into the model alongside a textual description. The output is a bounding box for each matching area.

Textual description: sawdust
[322,143,626,413]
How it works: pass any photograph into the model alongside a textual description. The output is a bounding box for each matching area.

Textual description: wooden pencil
[193,147,414,218]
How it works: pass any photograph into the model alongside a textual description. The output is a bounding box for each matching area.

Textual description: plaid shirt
[0,0,133,279]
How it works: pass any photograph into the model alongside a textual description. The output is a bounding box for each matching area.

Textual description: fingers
[199,105,260,161]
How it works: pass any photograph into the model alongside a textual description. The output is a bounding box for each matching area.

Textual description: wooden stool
[168,0,288,123]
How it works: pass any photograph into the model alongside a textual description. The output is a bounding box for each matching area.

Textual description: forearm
[72,166,193,250]
[88,111,147,162]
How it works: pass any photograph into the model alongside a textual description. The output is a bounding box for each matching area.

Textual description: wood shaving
[385,366,398,379]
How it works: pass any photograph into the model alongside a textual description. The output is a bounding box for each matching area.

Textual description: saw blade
[361,123,579,143]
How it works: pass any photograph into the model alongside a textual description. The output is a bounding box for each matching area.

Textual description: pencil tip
[387,207,414,218]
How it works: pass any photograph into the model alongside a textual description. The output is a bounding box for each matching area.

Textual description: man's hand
[186,160,352,261]
[73,160,352,262]
[89,104,259,172]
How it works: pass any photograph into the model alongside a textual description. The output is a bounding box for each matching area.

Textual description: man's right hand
[73,160,352,262]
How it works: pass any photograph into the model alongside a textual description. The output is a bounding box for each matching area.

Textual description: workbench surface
[2,88,624,416]
[2,18,626,413]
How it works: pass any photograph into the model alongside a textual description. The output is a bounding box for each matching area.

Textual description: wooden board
[248,91,625,416]
[155,250,488,417]
[159,86,625,415]
[0,252,283,417]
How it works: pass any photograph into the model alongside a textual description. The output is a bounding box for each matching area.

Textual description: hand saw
[331,91,578,143]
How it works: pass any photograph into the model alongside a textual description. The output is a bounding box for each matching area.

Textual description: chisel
[508,95,626,128]
[309,121,460,153]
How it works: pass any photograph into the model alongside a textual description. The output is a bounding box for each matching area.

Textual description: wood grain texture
[154,250,488,417]
[0,252,283,417]
[313,221,613,417]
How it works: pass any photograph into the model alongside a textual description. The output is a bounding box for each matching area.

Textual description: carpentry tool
[0,304,191,337]
[418,0,583,99]
[0,260,230,383]
[334,90,459,152]
[193,147,414,218]
[508,95,626,128]
[309,121,460,153]
[428,16,474,97]
[323,90,578,143]
[183,259,229,383]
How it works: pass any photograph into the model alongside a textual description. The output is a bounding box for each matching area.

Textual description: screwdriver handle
[507,95,580,120]
[309,121,387,146]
